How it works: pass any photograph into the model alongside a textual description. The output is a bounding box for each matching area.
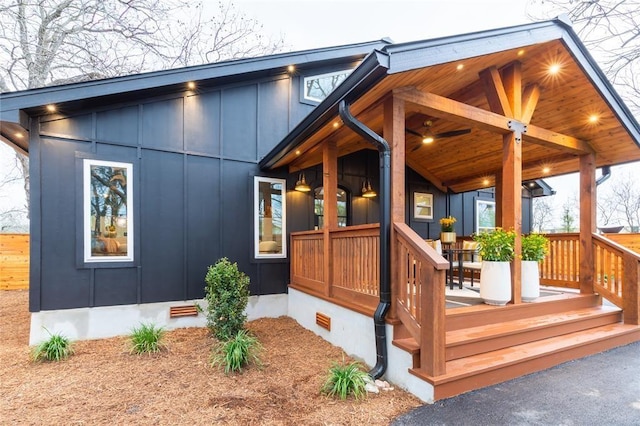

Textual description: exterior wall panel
[141,98,184,151]
[222,85,257,161]
[96,106,139,146]
[140,150,185,303]
[185,91,221,156]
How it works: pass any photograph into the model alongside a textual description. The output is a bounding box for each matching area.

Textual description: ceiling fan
[406,120,471,152]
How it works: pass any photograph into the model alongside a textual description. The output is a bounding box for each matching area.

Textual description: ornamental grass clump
[31,329,74,362]
[211,329,262,374]
[129,322,167,354]
[203,257,250,341]
[321,359,369,400]
[522,233,549,261]
[473,228,516,262]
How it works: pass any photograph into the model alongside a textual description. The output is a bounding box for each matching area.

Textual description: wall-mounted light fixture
[362,180,376,198]
[294,173,311,192]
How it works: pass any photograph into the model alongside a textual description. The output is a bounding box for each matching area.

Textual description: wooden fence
[0,234,29,290]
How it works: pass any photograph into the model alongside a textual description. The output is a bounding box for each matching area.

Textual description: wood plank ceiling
[277,40,640,193]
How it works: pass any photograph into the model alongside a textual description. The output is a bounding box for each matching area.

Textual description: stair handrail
[393,222,449,376]
[592,233,640,324]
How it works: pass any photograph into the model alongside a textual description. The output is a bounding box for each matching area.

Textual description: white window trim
[476,199,496,234]
[303,69,353,102]
[83,159,134,263]
[254,176,287,259]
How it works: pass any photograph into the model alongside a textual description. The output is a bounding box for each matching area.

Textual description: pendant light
[362,179,376,198]
[294,173,311,192]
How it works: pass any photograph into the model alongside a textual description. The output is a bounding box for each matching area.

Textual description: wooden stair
[392,293,640,400]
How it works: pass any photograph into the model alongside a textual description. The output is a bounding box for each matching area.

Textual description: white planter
[479,261,511,305]
[521,260,540,302]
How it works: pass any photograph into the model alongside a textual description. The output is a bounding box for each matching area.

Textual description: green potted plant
[473,228,515,305]
[439,216,457,243]
[521,233,549,302]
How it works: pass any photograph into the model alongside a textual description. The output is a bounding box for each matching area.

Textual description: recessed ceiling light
[287,65,295,73]
[333,122,339,128]
[15,132,23,139]
[456,64,464,71]
[46,104,56,112]
[482,178,490,186]
[548,64,561,75]
[517,49,525,56]
[542,166,551,174]
[588,114,600,124]
[187,81,196,90]
[295,150,301,155]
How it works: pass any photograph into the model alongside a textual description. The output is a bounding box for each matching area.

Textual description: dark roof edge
[259,50,390,170]
[555,18,640,148]
[0,39,390,111]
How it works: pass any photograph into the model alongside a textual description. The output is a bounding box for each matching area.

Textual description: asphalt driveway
[392,341,640,425]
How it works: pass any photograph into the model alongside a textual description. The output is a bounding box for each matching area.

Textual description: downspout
[596,165,611,186]
[339,100,391,379]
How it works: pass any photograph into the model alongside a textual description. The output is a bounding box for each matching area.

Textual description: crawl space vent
[315,312,331,331]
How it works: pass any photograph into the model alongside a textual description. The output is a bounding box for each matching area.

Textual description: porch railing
[393,222,448,376]
[540,233,580,289]
[290,224,380,314]
[541,232,640,324]
[592,233,640,324]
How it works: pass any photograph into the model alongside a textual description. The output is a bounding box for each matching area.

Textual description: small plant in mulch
[31,329,74,362]
[202,257,250,341]
[129,322,167,355]
[211,329,262,374]
[321,359,369,400]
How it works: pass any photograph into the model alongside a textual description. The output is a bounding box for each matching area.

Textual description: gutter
[338,100,391,380]
[596,165,611,186]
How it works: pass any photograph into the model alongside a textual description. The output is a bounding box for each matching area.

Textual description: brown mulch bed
[0,290,421,425]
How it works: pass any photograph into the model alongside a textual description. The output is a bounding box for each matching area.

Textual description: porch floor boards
[394,292,640,401]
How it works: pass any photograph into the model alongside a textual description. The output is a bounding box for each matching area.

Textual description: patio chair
[451,240,482,286]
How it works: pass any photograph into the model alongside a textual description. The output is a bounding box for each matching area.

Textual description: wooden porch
[290,227,640,399]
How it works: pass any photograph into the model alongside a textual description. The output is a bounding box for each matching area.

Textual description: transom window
[303,69,353,102]
[314,186,349,229]
[83,159,133,262]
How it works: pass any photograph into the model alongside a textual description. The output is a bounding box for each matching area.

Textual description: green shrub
[321,360,369,400]
[129,322,166,354]
[473,228,516,262]
[211,329,262,374]
[31,330,74,362]
[203,257,250,341]
[522,233,549,261]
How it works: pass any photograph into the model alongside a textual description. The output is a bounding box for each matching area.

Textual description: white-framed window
[255,177,286,258]
[476,199,496,234]
[303,69,353,102]
[83,159,133,262]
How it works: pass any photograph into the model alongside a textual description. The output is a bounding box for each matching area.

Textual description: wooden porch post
[494,173,503,226]
[502,131,522,304]
[322,140,338,298]
[579,153,596,294]
[384,95,405,321]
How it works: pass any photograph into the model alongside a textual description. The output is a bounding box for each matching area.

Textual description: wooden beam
[502,62,522,119]
[394,88,512,134]
[502,131,522,304]
[384,95,405,321]
[385,95,406,224]
[579,153,596,294]
[521,84,540,124]
[524,124,594,155]
[479,66,513,118]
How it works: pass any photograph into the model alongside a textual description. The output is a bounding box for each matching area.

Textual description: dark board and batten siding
[29,74,309,312]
